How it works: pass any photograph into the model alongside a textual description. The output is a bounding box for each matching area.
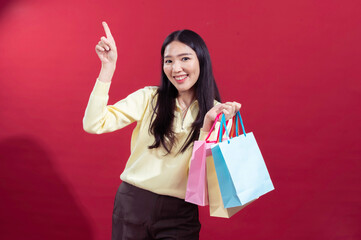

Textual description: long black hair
[149,29,221,154]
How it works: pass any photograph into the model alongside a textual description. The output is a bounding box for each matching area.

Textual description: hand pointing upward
[95,21,118,66]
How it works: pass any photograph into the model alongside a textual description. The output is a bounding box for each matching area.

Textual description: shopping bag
[207,153,252,218]
[200,113,244,218]
[185,140,208,206]
[185,113,223,206]
[212,112,274,207]
[211,116,242,208]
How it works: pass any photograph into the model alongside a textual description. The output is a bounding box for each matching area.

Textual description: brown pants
[112,182,201,240]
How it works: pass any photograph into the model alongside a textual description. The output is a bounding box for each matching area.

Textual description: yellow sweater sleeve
[83,79,157,134]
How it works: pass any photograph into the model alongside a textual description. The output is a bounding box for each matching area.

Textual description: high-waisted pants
[112,182,201,240]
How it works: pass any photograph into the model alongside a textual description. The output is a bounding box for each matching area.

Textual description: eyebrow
[164,53,193,58]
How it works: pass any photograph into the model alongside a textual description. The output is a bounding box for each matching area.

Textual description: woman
[83,22,241,240]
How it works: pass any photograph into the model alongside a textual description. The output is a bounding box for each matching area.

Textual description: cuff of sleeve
[92,79,111,96]
[199,128,209,141]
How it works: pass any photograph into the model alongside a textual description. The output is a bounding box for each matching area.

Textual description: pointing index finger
[102,21,113,39]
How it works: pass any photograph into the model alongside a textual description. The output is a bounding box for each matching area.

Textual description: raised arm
[83,22,153,134]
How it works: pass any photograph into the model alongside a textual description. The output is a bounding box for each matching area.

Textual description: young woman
[83,22,241,240]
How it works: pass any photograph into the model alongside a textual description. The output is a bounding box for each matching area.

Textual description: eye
[182,57,190,61]
[164,59,172,64]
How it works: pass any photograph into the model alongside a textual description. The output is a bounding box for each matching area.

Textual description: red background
[0,0,360,239]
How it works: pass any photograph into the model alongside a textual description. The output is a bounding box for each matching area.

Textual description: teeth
[175,75,187,80]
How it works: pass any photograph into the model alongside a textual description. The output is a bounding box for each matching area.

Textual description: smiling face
[163,41,200,97]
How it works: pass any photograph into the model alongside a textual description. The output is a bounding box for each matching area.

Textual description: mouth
[173,74,188,83]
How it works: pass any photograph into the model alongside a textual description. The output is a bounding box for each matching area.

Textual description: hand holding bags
[211,112,274,208]
[187,111,274,217]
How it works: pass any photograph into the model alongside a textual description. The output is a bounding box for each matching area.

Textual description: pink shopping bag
[185,140,209,206]
[185,113,223,206]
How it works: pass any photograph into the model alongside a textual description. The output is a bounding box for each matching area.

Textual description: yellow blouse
[83,79,217,199]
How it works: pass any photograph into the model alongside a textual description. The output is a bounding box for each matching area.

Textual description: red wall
[0,0,360,239]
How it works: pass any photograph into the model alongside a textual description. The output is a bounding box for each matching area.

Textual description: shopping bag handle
[218,114,231,144]
[234,111,247,137]
[205,113,222,143]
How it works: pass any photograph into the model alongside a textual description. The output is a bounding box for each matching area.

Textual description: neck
[177,90,195,110]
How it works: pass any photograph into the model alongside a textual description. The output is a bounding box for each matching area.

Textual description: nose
[172,60,182,72]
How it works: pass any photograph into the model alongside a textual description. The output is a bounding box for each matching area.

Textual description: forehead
[164,41,196,57]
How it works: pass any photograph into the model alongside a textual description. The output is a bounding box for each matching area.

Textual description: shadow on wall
[0,136,94,240]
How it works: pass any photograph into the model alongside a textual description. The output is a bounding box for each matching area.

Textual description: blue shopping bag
[211,112,274,208]
[211,114,241,208]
